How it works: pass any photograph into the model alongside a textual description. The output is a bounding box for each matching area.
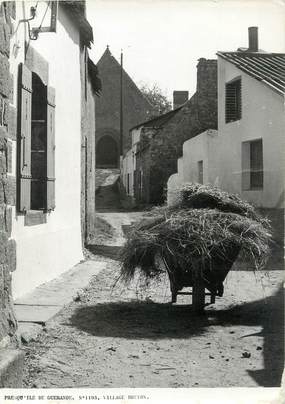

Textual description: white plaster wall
[167,129,219,196]
[167,61,284,210]
[167,173,183,207]
[10,3,83,298]
[182,130,220,185]
[217,58,285,208]
[122,126,142,197]
[132,127,141,146]
[122,149,135,196]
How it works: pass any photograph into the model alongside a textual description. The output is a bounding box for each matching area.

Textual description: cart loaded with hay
[119,184,272,312]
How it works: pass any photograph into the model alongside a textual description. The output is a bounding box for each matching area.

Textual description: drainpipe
[120,49,123,168]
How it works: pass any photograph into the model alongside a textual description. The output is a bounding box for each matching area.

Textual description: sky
[86,0,285,101]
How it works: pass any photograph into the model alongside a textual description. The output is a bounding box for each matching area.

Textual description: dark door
[96,135,119,168]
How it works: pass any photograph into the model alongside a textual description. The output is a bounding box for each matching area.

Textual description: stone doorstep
[14,259,108,343]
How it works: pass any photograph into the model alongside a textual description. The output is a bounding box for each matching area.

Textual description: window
[198,160,203,184]
[242,139,263,190]
[18,63,55,213]
[31,73,47,209]
[225,78,241,123]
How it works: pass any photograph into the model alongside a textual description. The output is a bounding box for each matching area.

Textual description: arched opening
[96,135,119,168]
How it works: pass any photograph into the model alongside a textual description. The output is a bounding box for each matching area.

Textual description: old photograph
[0,0,284,400]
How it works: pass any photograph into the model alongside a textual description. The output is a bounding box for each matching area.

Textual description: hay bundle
[119,183,271,293]
[178,183,263,222]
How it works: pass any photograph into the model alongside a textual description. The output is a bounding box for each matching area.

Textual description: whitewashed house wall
[10,2,84,298]
[167,58,285,210]
[122,127,142,197]
[217,57,285,208]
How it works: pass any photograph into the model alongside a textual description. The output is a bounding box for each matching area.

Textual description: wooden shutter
[18,63,32,212]
[46,86,56,210]
[225,79,241,123]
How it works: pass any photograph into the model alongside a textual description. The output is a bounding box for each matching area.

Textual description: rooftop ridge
[217,51,285,95]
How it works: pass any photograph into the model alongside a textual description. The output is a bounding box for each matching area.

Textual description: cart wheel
[192,274,205,313]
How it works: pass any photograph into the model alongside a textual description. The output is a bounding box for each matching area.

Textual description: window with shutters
[242,139,263,190]
[225,78,241,123]
[18,63,55,216]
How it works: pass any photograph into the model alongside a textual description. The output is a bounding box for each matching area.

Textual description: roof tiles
[217,52,285,95]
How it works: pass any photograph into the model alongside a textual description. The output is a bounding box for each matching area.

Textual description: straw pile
[119,183,272,293]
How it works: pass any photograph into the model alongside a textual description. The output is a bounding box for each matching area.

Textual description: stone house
[95,46,153,168]
[167,27,284,244]
[0,0,100,383]
[122,106,184,204]
[168,28,285,209]
[122,58,217,205]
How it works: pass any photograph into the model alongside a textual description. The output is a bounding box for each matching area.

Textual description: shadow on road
[70,286,284,387]
[204,286,284,386]
[70,300,210,339]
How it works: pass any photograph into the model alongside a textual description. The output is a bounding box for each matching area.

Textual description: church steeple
[104,45,111,55]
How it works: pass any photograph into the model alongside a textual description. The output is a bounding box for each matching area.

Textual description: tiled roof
[217,52,285,95]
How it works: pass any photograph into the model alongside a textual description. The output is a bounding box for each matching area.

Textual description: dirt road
[22,211,284,388]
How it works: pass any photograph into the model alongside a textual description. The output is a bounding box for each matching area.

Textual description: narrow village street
[21,179,284,389]
[0,1,284,397]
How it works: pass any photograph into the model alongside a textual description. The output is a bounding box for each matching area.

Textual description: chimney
[173,91,189,109]
[248,26,258,52]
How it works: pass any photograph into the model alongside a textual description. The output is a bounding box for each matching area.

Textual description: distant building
[122,58,217,205]
[95,46,153,168]
[167,27,284,245]
[123,106,185,204]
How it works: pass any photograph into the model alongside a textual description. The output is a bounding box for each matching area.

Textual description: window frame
[17,63,56,221]
[225,77,242,124]
[242,138,264,191]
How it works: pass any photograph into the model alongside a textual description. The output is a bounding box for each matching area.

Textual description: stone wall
[0,1,17,346]
[80,50,96,244]
[137,58,217,205]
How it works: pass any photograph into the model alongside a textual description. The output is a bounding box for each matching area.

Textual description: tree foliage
[140,83,172,116]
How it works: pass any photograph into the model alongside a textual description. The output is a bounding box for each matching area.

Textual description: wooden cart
[159,245,240,313]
